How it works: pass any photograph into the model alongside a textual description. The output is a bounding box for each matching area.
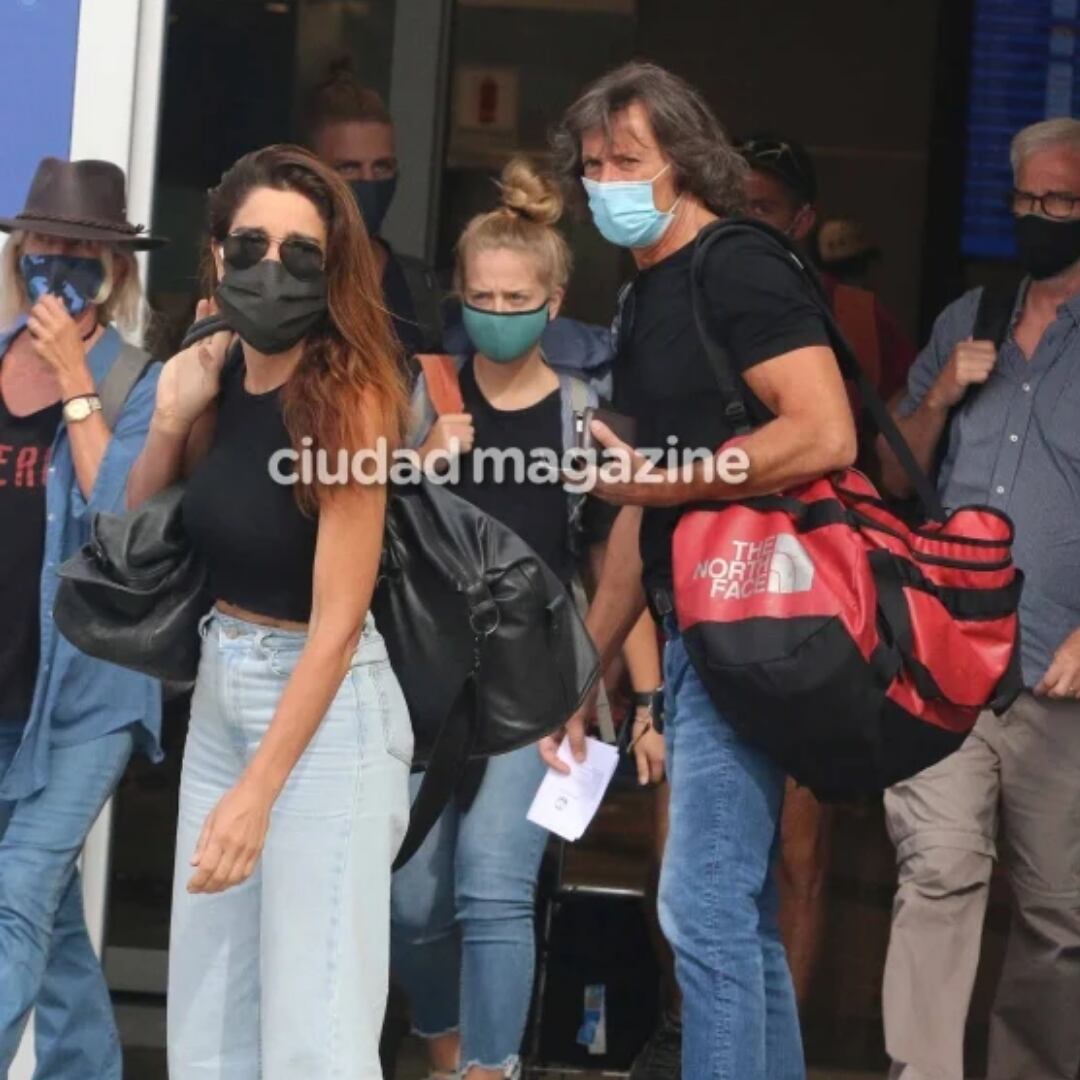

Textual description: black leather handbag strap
[690,219,946,523]
[180,314,232,351]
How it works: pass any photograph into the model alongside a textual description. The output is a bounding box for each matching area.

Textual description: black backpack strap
[397,254,444,353]
[689,227,755,436]
[99,343,153,431]
[392,673,479,871]
[973,280,1023,351]
[690,218,945,522]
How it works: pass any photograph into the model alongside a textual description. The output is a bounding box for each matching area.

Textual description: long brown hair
[552,61,746,218]
[206,144,407,511]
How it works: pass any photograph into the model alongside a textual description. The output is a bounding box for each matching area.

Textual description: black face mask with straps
[1014,214,1080,281]
[214,259,328,356]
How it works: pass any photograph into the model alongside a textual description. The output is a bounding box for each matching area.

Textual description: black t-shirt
[183,350,319,622]
[0,365,61,723]
[613,229,830,594]
[447,361,574,584]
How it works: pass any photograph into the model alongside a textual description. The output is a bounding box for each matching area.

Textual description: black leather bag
[374,479,599,866]
[53,485,210,683]
[53,477,598,866]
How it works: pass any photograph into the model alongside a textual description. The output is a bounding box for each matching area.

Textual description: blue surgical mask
[582,164,680,249]
[462,301,550,364]
[19,253,106,316]
[349,176,398,237]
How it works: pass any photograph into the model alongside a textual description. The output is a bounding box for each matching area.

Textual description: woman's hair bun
[497,157,563,227]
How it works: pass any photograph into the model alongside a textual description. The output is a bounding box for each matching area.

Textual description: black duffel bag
[54,476,599,866]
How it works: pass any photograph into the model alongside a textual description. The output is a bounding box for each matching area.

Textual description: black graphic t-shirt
[0,371,61,724]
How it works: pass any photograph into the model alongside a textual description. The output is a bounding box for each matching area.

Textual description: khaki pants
[882,693,1080,1080]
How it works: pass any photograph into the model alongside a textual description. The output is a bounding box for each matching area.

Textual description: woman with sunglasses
[126,144,412,1080]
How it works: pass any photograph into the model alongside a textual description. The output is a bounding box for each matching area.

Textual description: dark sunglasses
[223,229,325,280]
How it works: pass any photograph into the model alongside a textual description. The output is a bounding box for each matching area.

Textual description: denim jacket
[0,322,163,800]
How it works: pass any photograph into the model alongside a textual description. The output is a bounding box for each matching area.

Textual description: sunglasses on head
[222,229,325,280]
[739,140,812,183]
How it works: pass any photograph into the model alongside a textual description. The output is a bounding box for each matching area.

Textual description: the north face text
[693,534,815,599]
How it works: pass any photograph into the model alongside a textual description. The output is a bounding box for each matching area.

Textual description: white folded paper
[527,736,619,842]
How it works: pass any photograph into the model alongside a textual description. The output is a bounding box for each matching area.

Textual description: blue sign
[0,0,82,218]
[963,0,1080,259]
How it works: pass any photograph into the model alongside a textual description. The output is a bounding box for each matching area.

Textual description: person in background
[307,58,443,367]
[739,135,915,408]
[815,216,881,289]
[876,117,1080,1080]
[545,61,856,1079]
[395,156,664,1080]
[127,144,413,1079]
[0,157,163,1079]
[734,134,917,1011]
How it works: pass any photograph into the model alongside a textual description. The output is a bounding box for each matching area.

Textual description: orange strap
[417,354,465,415]
[832,284,881,390]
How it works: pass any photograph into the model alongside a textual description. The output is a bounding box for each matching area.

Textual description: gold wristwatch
[63,394,103,423]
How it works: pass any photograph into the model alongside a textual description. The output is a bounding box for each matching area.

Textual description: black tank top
[183,350,318,622]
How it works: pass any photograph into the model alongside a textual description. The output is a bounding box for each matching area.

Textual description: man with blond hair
[877,117,1080,1080]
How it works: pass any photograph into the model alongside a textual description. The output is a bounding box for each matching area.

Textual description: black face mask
[215,259,328,355]
[349,176,398,237]
[1014,214,1080,280]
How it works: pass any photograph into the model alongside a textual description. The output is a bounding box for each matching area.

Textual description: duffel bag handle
[690,220,946,524]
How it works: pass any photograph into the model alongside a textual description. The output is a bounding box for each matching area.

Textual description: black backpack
[374,480,599,867]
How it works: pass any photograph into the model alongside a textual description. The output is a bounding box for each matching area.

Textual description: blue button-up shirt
[0,323,163,800]
[899,283,1080,688]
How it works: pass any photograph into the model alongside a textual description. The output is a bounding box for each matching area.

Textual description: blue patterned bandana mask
[19,254,106,316]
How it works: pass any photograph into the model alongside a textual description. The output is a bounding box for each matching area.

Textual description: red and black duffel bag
[671,221,1023,798]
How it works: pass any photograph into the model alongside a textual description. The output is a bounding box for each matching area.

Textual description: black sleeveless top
[183,350,318,622]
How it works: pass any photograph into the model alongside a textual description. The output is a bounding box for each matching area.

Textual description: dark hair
[552,61,746,217]
[738,132,818,206]
[304,57,392,143]
[206,144,407,512]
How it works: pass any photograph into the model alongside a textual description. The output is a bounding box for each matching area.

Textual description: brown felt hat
[0,157,166,249]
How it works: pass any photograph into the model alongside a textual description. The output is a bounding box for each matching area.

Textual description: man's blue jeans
[658,622,804,1079]
[0,725,133,1079]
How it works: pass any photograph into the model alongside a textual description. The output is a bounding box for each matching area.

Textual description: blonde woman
[393,158,664,1080]
[0,157,163,1079]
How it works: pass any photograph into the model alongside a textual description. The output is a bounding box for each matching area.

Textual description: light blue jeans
[167,609,413,1080]
[0,724,134,1080]
[658,622,804,1079]
[390,744,550,1077]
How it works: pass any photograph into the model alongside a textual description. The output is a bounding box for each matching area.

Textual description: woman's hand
[422,412,475,458]
[27,296,94,398]
[187,777,274,894]
[630,707,666,786]
[155,299,232,435]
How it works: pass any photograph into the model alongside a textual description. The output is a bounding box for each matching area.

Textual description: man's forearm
[877,400,950,498]
[587,506,648,671]
[676,411,856,505]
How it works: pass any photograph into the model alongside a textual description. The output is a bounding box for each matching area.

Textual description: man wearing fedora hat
[0,157,165,1079]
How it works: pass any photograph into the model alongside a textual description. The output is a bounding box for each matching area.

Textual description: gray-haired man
[877,118,1080,1080]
